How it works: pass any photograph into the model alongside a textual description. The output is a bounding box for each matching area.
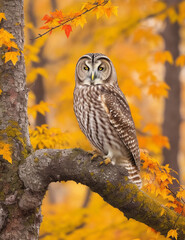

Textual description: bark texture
[0,0,40,239]
[28,0,47,127]
[19,148,185,239]
[162,0,181,186]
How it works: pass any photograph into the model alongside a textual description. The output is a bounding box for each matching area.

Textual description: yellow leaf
[6,41,18,50]
[122,79,141,99]
[27,68,48,83]
[166,202,177,209]
[5,51,20,65]
[167,229,178,240]
[167,7,178,23]
[176,55,185,67]
[0,28,14,43]
[139,71,157,83]
[94,6,105,19]
[0,13,6,22]
[75,15,87,28]
[81,2,94,11]
[0,89,2,95]
[104,5,118,18]
[166,194,175,202]
[176,189,185,200]
[143,123,160,135]
[178,1,185,23]
[154,51,173,64]
[152,135,170,149]
[160,208,165,216]
[28,101,50,119]
[142,172,151,181]
[148,82,170,98]
[0,142,12,164]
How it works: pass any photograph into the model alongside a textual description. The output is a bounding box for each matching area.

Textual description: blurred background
[24,0,185,239]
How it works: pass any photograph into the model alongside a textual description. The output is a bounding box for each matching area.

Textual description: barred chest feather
[73,85,131,160]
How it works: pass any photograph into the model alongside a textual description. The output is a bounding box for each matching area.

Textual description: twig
[33,0,109,40]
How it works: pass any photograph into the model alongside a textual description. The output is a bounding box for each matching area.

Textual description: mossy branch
[19,148,185,239]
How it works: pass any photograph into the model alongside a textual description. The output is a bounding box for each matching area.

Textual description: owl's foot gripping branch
[19,148,185,239]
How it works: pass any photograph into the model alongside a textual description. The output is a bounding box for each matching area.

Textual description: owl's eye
[84,66,89,71]
[98,66,104,71]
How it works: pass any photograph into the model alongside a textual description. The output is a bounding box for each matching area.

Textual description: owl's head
[75,53,118,87]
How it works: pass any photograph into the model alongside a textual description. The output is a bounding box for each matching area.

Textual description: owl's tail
[119,162,142,189]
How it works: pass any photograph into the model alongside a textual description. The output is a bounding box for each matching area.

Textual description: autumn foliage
[1,0,185,239]
[40,0,118,38]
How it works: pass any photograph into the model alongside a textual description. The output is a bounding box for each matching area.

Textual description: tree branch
[34,0,109,40]
[19,148,185,239]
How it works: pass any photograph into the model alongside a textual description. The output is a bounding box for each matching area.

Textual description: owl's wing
[101,87,140,170]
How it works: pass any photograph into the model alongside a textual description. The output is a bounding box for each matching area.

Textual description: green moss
[106,180,116,193]
[7,205,15,218]
[118,183,124,192]
[34,157,39,163]
[0,121,30,161]
[0,191,5,201]
[27,212,35,225]
[77,159,81,165]
[21,148,29,159]
[6,121,24,145]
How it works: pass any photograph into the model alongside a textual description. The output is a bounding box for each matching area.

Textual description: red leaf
[62,25,72,38]
[41,14,53,24]
[51,10,63,19]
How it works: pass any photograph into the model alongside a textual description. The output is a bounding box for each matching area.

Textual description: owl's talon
[99,161,104,166]
[104,158,111,165]
[91,153,99,161]
[99,158,111,166]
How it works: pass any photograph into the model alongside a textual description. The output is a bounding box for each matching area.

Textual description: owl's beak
[91,72,94,81]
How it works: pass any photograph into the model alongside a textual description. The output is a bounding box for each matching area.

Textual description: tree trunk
[162,0,181,187]
[0,0,41,239]
[28,0,47,127]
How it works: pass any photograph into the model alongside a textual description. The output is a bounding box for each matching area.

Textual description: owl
[73,53,142,189]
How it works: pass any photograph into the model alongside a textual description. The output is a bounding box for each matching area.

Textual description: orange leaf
[40,25,50,30]
[148,82,170,98]
[104,5,118,18]
[176,189,185,200]
[143,123,160,135]
[5,51,20,65]
[152,135,170,149]
[0,13,6,22]
[160,208,165,216]
[51,10,63,19]
[42,14,53,24]
[62,25,72,38]
[154,51,173,64]
[176,55,185,67]
[81,2,94,11]
[0,142,12,164]
[167,229,178,240]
